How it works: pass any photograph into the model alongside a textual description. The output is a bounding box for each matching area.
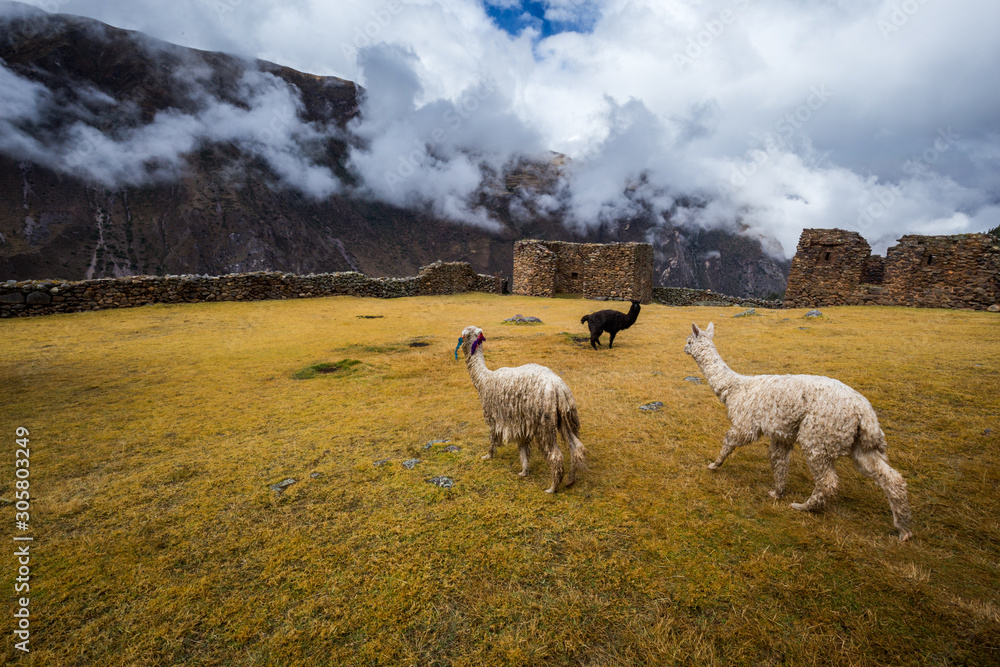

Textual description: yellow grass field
[2,294,999,665]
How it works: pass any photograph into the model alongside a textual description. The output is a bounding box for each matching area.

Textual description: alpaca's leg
[608,330,617,348]
[544,437,565,494]
[590,329,602,349]
[851,447,913,541]
[767,436,795,499]
[482,430,501,461]
[517,441,530,477]
[790,452,839,512]
[708,428,753,469]
[563,430,585,486]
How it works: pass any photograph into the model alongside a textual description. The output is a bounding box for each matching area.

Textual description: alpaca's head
[626,300,641,323]
[459,325,486,358]
[684,322,714,357]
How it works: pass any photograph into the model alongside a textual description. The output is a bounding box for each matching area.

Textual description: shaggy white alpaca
[684,322,912,540]
[459,325,586,493]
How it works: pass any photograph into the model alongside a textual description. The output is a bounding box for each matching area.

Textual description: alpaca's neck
[691,341,742,404]
[465,350,493,390]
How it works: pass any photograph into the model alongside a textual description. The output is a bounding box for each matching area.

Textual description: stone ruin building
[513,240,654,302]
[784,229,1000,310]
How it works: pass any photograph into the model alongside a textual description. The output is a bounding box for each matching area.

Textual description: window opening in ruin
[824,252,831,261]
[927,254,935,265]
[571,272,579,279]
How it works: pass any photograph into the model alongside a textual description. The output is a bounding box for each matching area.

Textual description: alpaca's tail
[556,387,587,482]
[580,314,590,325]
[856,400,888,454]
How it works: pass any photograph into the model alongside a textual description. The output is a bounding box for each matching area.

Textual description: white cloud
[346,43,545,229]
[0,54,342,197]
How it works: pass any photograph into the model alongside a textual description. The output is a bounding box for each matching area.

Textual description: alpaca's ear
[705,322,714,337]
[691,323,701,337]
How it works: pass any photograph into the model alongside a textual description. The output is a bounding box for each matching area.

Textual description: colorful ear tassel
[470,332,485,356]
[454,337,463,360]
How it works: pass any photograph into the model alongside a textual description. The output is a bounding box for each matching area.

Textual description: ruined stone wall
[882,234,1000,310]
[652,287,781,308]
[512,240,557,298]
[554,244,590,294]
[513,239,653,302]
[582,242,653,302]
[785,228,1000,310]
[863,256,886,285]
[0,262,505,318]
[784,229,874,307]
[633,243,654,303]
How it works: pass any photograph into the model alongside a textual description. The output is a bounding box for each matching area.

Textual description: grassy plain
[2,293,999,665]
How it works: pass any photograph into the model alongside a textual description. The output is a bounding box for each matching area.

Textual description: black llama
[580,300,641,350]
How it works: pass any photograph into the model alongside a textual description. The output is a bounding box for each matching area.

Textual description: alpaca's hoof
[768,489,784,499]
[708,462,720,470]
[544,487,556,494]
[790,502,809,511]
[517,471,529,477]
[481,454,492,461]
[898,530,913,542]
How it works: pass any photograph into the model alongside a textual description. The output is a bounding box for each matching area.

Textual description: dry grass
[2,294,999,666]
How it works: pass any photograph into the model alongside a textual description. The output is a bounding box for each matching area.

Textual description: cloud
[345,43,545,229]
[0,40,342,197]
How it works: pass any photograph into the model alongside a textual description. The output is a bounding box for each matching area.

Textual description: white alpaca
[459,325,586,493]
[684,323,912,540]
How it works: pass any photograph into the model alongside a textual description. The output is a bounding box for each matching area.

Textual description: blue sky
[483,1,596,39]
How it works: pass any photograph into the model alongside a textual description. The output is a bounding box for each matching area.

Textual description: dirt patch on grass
[292,359,362,379]
[559,332,591,346]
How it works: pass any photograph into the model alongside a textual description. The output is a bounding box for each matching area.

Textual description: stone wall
[652,287,782,309]
[0,262,505,318]
[554,244,590,295]
[784,229,874,307]
[882,235,1000,310]
[417,261,506,296]
[785,229,1000,310]
[513,240,653,302]
[512,241,558,298]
